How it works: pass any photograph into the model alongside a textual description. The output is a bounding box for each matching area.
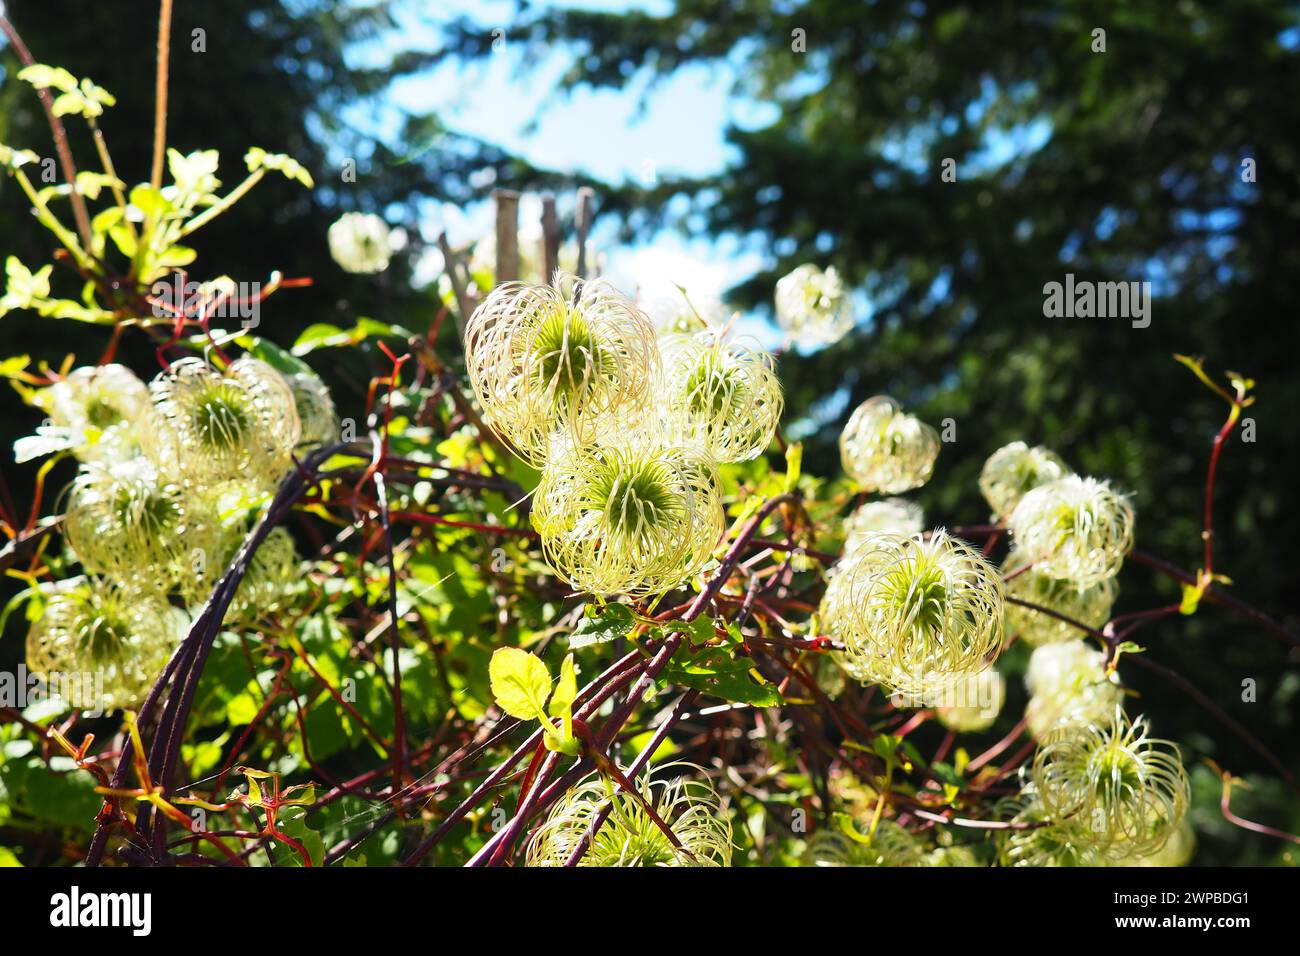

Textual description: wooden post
[494,189,520,285]
[575,186,595,279]
[541,194,560,282]
[438,232,473,337]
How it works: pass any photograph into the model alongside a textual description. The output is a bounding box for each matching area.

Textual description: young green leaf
[569,602,635,649]
[488,646,552,721]
[548,654,577,721]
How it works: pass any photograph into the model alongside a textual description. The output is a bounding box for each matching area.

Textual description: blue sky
[349,0,784,341]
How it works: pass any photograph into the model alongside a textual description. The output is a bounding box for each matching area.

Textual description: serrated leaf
[569,602,635,649]
[488,647,551,720]
[661,646,782,707]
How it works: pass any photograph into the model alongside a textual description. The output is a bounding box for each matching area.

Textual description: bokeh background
[2,0,1297,863]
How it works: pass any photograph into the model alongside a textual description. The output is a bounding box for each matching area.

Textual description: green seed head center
[685,353,738,419]
[193,386,251,450]
[85,397,123,429]
[1093,745,1143,802]
[79,608,129,664]
[533,308,604,400]
[883,560,949,635]
[592,459,679,541]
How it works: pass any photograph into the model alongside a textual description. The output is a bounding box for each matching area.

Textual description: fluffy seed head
[1031,709,1190,860]
[1008,475,1134,587]
[654,329,783,463]
[774,263,853,347]
[979,441,1070,520]
[1024,641,1123,740]
[284,369,338,448]
[38,363,148,463]
[26,577,185,712]
[62,459,191,588]
[839,396,940,494]
[1124,819,1196,867]
[464,273,659,465]
[526,764,733,867]
[997,790,1104,867]
[531,440,723,597]
[844,497,924,550]
[1004,549,1118,647]
[821,530,1004,698]
[328,212,391,274]
[143,357,301,486]
[936,669,1006,733]
[181,515,298,624]
[804,820,926,867]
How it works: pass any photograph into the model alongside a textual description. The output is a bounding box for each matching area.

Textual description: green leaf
[2,256,52,312]
[245,147,315,188]
[0,752,101,833]
[569,602,635,649]
[291,318,411,356]
[291,323,347,354]
[683,617,717,645]
[548,654,577,719]
[16,64,78,92]
[661,647,782,707]
[488,647,552,721]
[167,148,221,205]
[156,244,198,269]
[240,335,316,378]
[129,184,172,222]
[784,441,803,492]
[0,144,40,170]
[35,298,116,324]
[276,809,325,867]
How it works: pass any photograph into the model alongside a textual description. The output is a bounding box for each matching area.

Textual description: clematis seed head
[526,764,733,867]
[26,577,186,712]
[1008,475,1134,587]
[839,396,940,494]
[821,530,1004,699]
[653,328,783,463]
[979,441,1070,521]
[774,263,853,348]
[464,273,659,465]
[531,439,723,597]
[143,357,301,486]
[1031,709,1190,861]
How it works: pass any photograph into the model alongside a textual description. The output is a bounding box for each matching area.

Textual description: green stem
[180,169,264,237]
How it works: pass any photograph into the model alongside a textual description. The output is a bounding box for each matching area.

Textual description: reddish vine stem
[399,648,648,865]
[563,689,700,866]
[85,443,355,866]
[464,494,801,866]
[150,0,174,191]
[1125,653,1299,797]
